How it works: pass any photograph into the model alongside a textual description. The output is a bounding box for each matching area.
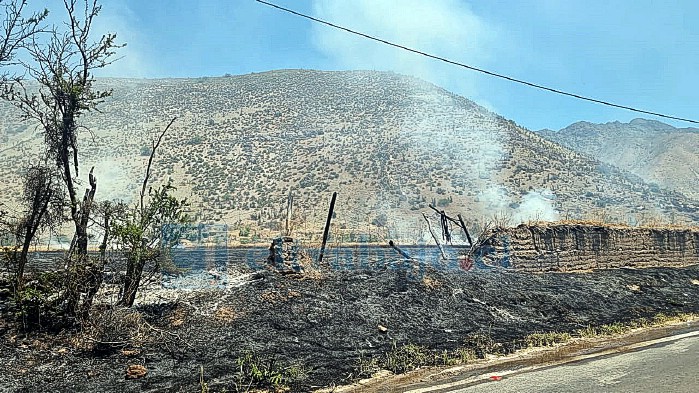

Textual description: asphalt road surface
[445,333,699,393]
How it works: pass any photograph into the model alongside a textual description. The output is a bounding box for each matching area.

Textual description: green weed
[524,331,572,348]
[232,351,306,392]
[576,312,698,339]
[355,351,380,378]
[384,342,433,374]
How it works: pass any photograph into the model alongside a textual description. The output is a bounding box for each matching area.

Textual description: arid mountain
[538,119,699,200]
[1,70,698,242]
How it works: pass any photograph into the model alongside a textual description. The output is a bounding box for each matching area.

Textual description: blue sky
[39,0,699,131]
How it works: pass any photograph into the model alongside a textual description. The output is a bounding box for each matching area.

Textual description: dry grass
[75,308,150,351]
[576,312,699,338]
[421,276,443,290]
[524,220,699,232]
[120,349,141,357]
[214,306,237,323]
[295,268,325,281]
[168,305,188,327]
[260,289,302,304]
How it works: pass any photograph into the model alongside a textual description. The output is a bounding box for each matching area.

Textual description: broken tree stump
[429,204,473,246]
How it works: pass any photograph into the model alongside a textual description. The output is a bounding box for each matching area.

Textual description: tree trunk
[119,254,145,307]
[75,168,97,255]
[14,187,53,292]
[63,169,98,319]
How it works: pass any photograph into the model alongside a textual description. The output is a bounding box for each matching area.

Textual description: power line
[256,0,698,125]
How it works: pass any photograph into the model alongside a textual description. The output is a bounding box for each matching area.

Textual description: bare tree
[1,0,122,321]
[3,0,122,258]
[0,0,48,83]
[92,199,126,262]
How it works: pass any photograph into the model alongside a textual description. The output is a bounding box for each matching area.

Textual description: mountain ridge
[537,118,699,201]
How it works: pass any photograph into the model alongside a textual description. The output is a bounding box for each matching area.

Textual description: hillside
[538,119,699,200]
[2,70,699,243]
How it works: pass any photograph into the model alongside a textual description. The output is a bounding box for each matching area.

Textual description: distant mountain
[2,70,698,243]
[538,119,699,200]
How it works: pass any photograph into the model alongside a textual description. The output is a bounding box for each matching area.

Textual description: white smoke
[478,185,510,212]
[478,186,559,224]
[514,189,559,223]
[92,2,157,78]
[310,0,499,103]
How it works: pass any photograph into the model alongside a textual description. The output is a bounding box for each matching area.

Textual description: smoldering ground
[2,263,699,392]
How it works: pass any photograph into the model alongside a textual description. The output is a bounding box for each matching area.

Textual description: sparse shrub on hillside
[187,135,204,145]
[371,213,388,228]
[5,63,699,239]
[436,197,451,207]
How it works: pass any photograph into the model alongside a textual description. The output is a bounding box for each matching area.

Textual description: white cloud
[311,0,498,100]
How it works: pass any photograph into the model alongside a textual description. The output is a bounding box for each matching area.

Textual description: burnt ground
[2,264,699,392]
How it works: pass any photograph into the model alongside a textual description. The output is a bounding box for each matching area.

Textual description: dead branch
[422,212,447,259]
[141,117,177,213]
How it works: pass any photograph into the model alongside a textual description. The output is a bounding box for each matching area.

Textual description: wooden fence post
[318,192,337,263]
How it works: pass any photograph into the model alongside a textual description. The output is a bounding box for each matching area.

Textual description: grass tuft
[523,331,572,348]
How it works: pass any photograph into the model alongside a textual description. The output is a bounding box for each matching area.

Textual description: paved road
[445,333,699,393]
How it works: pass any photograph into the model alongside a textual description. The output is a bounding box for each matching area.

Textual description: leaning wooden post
[422,212,447,260]
[457,214,473,247]
[388,240,412,260]
[318,192,337,263]
[285,189,293,236]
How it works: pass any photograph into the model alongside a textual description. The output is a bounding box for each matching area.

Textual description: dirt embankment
[473,223,699,272]
[2,263,699,392]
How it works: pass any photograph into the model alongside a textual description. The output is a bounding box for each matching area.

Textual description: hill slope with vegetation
[2,70,698,242]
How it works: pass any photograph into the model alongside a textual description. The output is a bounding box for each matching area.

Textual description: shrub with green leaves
[13,271,62,331]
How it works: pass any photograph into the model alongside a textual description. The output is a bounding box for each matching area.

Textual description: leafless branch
[140,117,177,213]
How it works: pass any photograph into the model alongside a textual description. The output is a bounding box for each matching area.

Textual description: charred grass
[2,265,699,392]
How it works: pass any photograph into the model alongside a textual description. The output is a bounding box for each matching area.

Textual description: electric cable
[257,0,698,125]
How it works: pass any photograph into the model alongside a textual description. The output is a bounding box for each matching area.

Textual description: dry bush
[76,306,189,354]
[168,304,189,327]
[259,289,302,304]
[296,268,325,281]
[76,307,149,353]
